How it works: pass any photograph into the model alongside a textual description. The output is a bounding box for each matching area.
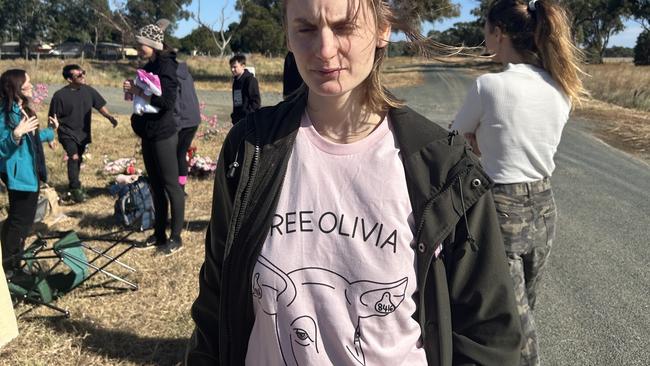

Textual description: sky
[173,0,643,48]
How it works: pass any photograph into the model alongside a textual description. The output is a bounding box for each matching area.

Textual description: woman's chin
[306,81,355,98]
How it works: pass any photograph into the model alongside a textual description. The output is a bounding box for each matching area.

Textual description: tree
[603,46,634,57]
[561,0,631,63]
[175,0,237,57]
[428,21,484,47]
[392,0,461,31]
[181,26,222,55]
[629,0,650,31]
[117,0,192,32]
[0,0,51,56]
[634,29,650,65]
[232,1,285,55]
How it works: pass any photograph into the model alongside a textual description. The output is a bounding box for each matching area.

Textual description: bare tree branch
[173,0,237,57]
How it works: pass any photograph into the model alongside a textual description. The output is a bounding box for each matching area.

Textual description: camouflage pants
[493,178,557,366]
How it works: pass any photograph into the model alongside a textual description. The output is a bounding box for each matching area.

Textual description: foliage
[0,0,51,53]
[603,46,634,57]
[634,30,650,65]
[119,0,192,32]
[629,0,649,30]
[428,21,484,47]
[561,0,630,63]
[231,1,285,55]
[180,27,223,55]
[391,0,460,30]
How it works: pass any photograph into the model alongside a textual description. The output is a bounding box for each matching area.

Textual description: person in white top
[187,0,523,365]
[451,0,587,365]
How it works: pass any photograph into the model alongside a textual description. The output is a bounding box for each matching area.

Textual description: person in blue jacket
[0,69,58,273]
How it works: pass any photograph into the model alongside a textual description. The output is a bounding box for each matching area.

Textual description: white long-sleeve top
[451,63,570,184]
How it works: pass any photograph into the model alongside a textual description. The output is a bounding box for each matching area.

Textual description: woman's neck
[306,88,385,144]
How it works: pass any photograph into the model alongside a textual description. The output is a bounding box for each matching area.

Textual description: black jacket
[230,69,260,124]
[187,94,522,365]
[174,62,201,130]
[131,52,179,141]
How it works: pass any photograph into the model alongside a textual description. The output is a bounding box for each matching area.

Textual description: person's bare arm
[98,106,118,127]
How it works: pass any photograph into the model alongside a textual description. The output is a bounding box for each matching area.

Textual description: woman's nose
[316,27,338,61]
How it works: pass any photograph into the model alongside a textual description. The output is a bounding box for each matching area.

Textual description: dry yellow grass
[582,62,650,112]
[0,54,435,94]
[0,109,229,365]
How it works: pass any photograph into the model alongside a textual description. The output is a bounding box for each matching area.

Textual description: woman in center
[188,0,522,365]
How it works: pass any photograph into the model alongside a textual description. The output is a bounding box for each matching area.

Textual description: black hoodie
[131,51,179,141]
[174,62,201,130]
[230,69,260,124]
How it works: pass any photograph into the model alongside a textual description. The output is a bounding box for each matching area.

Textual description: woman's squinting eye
[334,23,357,33]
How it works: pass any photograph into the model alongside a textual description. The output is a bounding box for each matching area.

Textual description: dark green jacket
[187,94,522,365]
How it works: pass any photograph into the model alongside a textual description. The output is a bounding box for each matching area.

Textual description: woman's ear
[286,34,293,52]
[376,25,392,49]
[494,26,504,44]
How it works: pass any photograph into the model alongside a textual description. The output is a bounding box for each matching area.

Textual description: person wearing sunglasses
[48,64,118,203]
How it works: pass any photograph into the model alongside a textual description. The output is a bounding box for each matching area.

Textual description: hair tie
[528,0,538,11]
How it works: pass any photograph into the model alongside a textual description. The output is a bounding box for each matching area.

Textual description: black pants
[1,174,39,269]
[60,139,86,189]
[177,126,198,178]
[141,134,185,242]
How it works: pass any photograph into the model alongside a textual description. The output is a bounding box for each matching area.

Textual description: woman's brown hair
[281,0,459,112]
[486,0,587,106]
[0,69,35,124]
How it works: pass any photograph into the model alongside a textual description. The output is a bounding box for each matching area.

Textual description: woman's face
[286,0,390,98]
[138,44,155,59]
[21,73,33,98]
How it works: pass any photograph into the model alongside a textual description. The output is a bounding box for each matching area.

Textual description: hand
[48,140,58,150]
[108,115,118,128]
[463,133,482,156]
[48,114,59,130]
[13,111,39,141]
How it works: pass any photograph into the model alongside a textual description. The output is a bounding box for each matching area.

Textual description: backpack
[113,177,155,231]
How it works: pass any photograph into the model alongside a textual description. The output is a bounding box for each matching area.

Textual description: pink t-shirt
[246,112,427,365]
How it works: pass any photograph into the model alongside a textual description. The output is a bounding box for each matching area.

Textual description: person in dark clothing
[123,19,185,256]
[173,62,201,191]
[282,52,304,99]
[0,69,58,272]
[186,1,521,365]
[49,64,118,203]
[230,54,261,124]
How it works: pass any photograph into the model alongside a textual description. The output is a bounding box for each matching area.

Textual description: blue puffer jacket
[0,103,55,192]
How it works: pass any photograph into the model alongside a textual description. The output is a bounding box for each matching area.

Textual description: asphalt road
[48,66,649,365]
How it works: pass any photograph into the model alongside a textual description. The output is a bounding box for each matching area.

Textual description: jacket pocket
[12,159,36,188]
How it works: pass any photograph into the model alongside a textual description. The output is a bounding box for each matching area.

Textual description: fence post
[81,50,85,65]
[35,52,40,67]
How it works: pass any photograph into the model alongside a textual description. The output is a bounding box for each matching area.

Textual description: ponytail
[487,0,587,107]
[532,0,587,106]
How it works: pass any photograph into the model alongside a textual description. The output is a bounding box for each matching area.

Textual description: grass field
[583,62,650,112]
[0,55,428,94]
[0,109,229,365]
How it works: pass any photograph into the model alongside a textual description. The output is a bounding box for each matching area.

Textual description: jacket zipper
[413,164,472,338]
[232,138,260,242]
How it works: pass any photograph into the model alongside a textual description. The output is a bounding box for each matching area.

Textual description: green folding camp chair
[7,229,138,317]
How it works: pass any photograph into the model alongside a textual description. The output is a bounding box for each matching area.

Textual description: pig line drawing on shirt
[252,255,408,366]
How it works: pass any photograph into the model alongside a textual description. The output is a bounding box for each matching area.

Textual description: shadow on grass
[185,220,209,232]
[37,318,187,365]
[68,211,120,231]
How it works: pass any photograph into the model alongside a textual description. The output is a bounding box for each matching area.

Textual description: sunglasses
[72,70,86,79]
